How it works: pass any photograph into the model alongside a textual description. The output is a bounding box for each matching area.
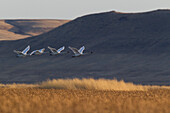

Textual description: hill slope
[0,10,170,85]
[0,19,69,40]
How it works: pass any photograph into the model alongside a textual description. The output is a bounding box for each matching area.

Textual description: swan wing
[78,46,85,54]
[22,45,30,55]
[57,46,65,53]
[48,46,57,53]
[69,46,79,54]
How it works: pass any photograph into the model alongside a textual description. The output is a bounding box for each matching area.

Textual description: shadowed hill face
[0,19,69,41]
[8,9,170,54]
[0,10,170,85]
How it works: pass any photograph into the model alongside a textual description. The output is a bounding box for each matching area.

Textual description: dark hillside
[24,10,170,53]
[0,10,170,84]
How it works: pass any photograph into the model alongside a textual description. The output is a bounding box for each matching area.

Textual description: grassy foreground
[0,79,170,113]
[0,88,170,113]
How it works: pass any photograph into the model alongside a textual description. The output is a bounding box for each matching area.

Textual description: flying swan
[68,46,86,57]
[48,46,66,55]
[30,48,45,56]
[13,45,30,57]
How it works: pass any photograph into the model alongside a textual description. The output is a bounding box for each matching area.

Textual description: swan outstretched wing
[30,48,45,55]
[48,46,57,53]
[39,48,45,53]
[69,46,79,54]
[78,46,85,54]
[57,46,65,53]
[22,45,30,55]
[13,50,23,55]
[30,50,37,56]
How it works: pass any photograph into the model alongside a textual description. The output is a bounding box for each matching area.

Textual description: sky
[0,0,170,19]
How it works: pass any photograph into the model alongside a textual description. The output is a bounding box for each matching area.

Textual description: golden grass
[0,88,169,113]
[1,78,169,90]
[39,78,147,90]
[0,79,170,113]
[0,83,37,88]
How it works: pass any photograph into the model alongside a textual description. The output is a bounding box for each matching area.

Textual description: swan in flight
[13,45,30,57]
[48,46,65,55]
[30,48,45,56]
[69,46,86,57]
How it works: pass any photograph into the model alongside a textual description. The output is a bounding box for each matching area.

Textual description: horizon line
[0,8,169,20]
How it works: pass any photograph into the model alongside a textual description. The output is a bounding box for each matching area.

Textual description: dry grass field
[0,19,69,40]
[0,20,29,40]
[0,79,169,113]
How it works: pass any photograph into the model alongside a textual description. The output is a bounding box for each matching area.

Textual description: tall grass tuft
[39,78,147,90]
[0,78,169,90]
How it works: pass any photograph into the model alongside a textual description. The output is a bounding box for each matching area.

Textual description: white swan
[48,46,65,55]
[13,45,30,57]
[69,46,86,57]
[30,48,45,56]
